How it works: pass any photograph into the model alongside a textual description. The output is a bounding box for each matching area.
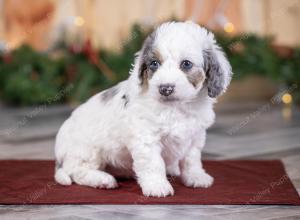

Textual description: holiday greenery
[0,45,65,105]
[0,24,299,106]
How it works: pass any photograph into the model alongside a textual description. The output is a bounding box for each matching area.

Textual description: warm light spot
[224,22,234,33]
[74,16,85,26]
[282,93,292,104]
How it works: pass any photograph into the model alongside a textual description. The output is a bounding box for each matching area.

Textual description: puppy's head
[135,21,232,102]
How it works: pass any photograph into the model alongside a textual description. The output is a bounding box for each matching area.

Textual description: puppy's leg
[129,141,174,197]
[180,134,214,188]
[61,158,118,189]
[72,168,118,189]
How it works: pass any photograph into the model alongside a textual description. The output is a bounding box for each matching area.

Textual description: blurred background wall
[0,0,300,51]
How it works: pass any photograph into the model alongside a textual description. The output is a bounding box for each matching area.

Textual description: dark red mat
[0,160,299,205]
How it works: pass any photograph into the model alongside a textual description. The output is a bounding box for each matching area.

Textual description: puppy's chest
[159,109,198,157]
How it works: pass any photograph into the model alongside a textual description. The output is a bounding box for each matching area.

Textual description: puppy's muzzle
[159,84,175,96]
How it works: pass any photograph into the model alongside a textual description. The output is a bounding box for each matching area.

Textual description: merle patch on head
[101,85,119,102]
[180,59,204,89]
[186,71,204,88]
[203,49,225,98]
[139,31,162,89]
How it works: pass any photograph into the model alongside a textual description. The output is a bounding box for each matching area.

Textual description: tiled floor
[0,101,300,220]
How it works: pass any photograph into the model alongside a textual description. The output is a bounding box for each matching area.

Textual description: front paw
[182,171,214,188]
[139,178,174,197]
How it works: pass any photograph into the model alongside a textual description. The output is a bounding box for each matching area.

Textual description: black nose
[159,84,175,96]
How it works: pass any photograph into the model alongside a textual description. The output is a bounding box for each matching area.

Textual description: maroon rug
[0,160,299,205]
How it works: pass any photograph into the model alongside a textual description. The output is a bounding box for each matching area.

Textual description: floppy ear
[203,40,232,98]
[136,32,156,87]
[139,62,148,88]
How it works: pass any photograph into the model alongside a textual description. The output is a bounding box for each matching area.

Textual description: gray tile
[243,147,300,160]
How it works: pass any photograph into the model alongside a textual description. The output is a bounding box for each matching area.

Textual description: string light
[281,92,293,121]
[224,22,234,33]
[74,16,85,27]
[215,14,235,33]
[282,93,293,104]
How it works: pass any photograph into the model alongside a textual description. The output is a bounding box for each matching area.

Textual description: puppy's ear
[138,59,148,86]
[203,38,232,98]
[137,33,155,86]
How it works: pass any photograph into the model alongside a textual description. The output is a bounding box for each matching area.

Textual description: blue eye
[149,60,160,71]
[180,60,193,71]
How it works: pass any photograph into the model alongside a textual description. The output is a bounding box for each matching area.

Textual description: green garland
[0,45,65,105]
[0,24,299,106]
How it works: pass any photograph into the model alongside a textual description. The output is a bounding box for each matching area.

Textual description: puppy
[54,21,232,197]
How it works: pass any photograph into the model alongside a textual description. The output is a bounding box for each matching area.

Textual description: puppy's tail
[55,167,72,186]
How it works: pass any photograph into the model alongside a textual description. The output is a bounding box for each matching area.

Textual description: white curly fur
[54,21,232,197]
